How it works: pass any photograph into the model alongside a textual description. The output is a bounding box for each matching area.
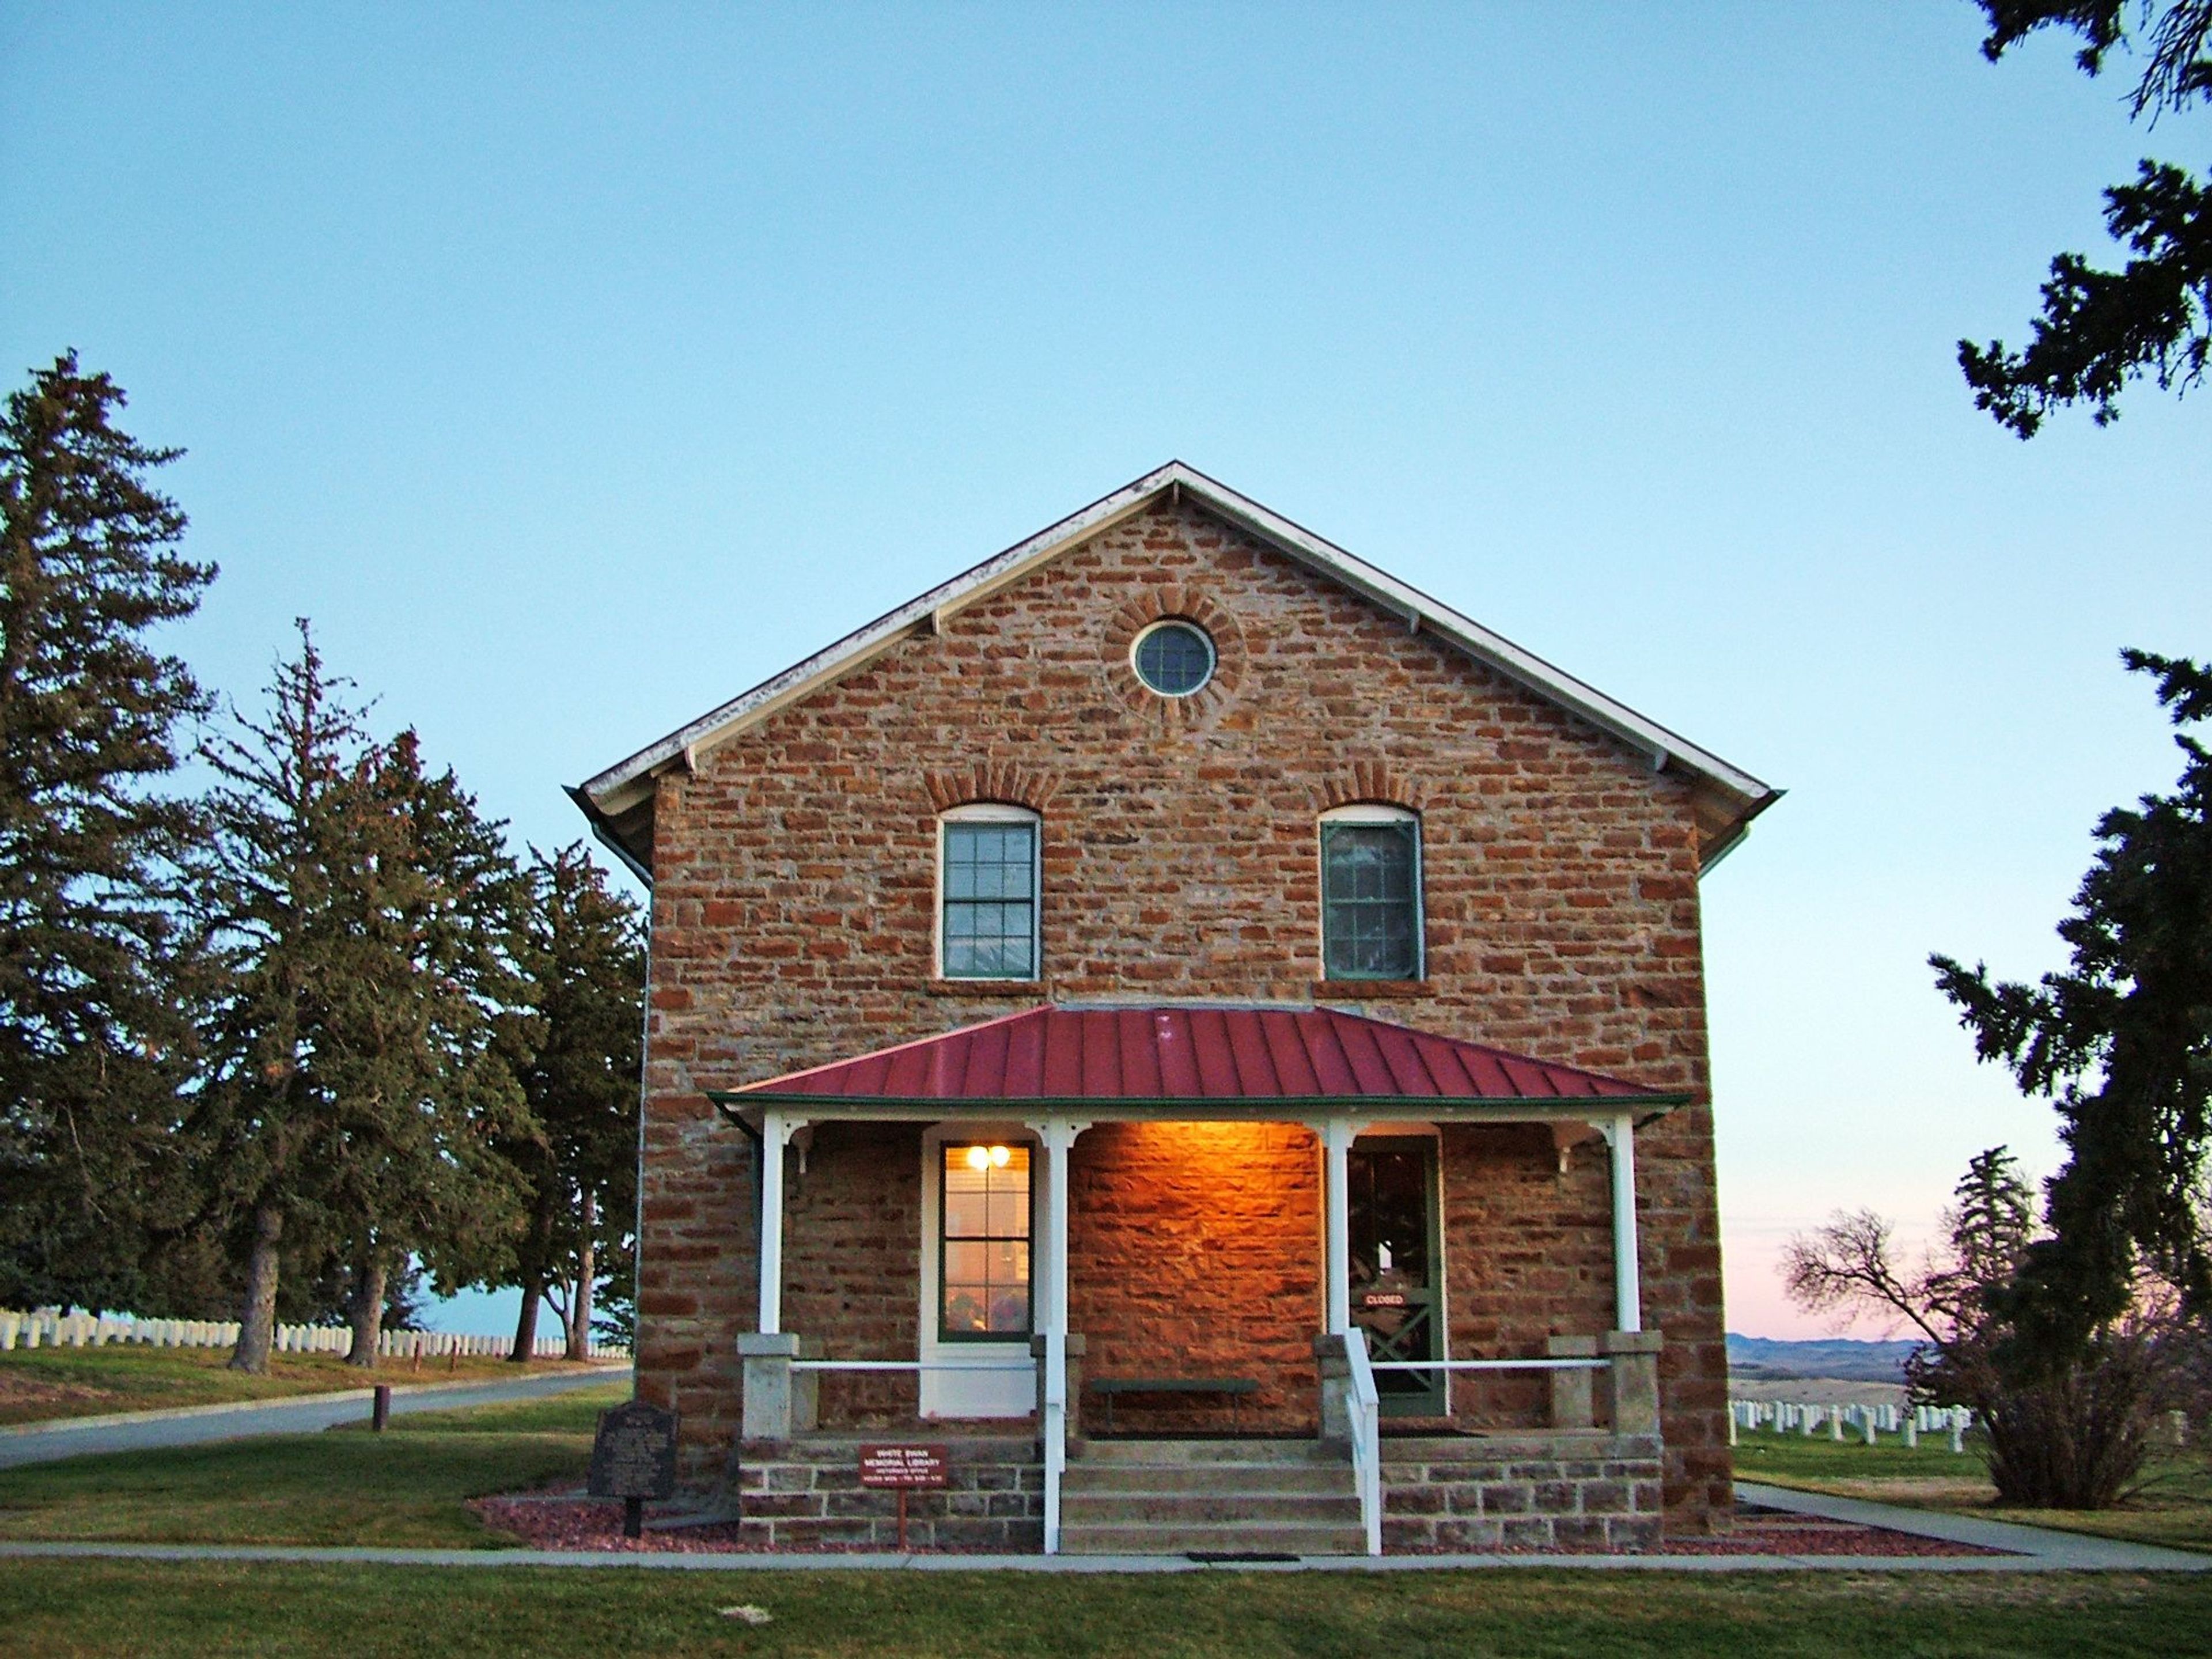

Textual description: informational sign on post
[858,1442,947,1550]
[589,1399,680,1539]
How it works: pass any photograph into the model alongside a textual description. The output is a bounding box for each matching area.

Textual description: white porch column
[1040,1119,1081,1335]
[1322,1117,1355,1334]
[1600,1112,1642,1334]
[1027,1116,1087,1558]
[759,1109,786,1335]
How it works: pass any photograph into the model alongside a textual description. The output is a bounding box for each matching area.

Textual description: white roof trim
[579,461,1775,812]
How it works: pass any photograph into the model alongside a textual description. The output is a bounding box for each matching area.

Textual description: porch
[713,1004,1683,1556]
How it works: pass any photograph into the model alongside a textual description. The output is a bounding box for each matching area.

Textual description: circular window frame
[1128,619,1218,699]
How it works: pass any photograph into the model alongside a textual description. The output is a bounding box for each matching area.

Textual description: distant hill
[1725,1334,1921,1382]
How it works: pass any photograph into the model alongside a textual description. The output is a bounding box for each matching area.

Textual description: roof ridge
[574,463,1779,879]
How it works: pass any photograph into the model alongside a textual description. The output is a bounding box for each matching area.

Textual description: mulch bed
[475,1495,2009,1558]
[472,1497,905,1555]
[1657,1503,2004,1558]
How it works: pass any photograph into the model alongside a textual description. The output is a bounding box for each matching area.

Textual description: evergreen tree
[325,732,532,1366]
[0,354,214,1310]
[1961,2,2212,433]
[196,626,529,1372]
[494,844,642,1362]
[1932,651,2212,1350]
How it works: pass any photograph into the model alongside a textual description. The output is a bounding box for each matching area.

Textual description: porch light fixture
[965,1144,1013,1172]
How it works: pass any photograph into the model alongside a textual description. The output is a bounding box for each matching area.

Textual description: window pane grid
[942,820,1037,979]
[1135,624,1214,695]
[1323,822,1420,980]
[941,1146,1033,1339]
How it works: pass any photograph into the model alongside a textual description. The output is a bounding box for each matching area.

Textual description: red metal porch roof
[728,1005,1678,1106]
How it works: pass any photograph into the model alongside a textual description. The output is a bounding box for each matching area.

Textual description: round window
[1131,620,1217,697]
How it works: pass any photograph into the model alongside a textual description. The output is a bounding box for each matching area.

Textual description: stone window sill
[925,978,1050,998]
[1312,979,1432,999]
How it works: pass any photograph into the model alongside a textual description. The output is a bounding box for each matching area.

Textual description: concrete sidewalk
[3,1459,2201,1573]
[0,1536,2199,1572]
[6,1482,2209,1573]
[1735,1479,2212,1570]
[0,1366,628,1469]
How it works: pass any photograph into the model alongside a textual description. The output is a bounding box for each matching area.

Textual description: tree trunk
[229,1202,282,1374]
[346,1253,385,1368]
[510,1175,559,1362]
[509,1269,544,1363]
[567,1196,596,1362]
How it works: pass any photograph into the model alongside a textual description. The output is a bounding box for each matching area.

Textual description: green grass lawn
[0,1382,626,1548]
[6,1560,2210,1658]
[0,1342,612,1427]
[1733,1426,2212,1553]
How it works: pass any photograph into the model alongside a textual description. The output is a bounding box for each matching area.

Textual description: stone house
[571,462,1778,1555]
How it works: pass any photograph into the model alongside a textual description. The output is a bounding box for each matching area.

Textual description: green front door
[1348,1135,1445,1416]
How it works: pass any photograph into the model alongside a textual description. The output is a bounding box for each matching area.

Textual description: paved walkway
[3,1450,2202,1573]
[3,1482,2205,1573]
[0,1366,628,1469]
[1735,1479,2211,1570]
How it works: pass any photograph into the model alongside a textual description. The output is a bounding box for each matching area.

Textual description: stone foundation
[1380,1432,1664,1552]
[734,1434,1042,1551]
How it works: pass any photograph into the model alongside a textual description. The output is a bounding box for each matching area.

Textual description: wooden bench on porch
[1090,1374,1260,1434]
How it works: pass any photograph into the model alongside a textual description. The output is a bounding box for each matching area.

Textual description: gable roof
[573,461,1778,878]
[713,1003,1688,1117]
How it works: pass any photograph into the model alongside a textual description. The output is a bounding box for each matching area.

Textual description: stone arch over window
[1318,802,1424,983]
[923,762,1059,816]
[1098,584,1248,725]
[1313,760,1427,816]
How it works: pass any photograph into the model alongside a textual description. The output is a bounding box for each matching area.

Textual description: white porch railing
[1342,1331,1382,1556]
[1366,1357,1608,1373]
[786,1359,1033,1373]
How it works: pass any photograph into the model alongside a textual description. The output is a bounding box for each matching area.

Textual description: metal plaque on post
[589,1399,679,1539]
[859,1443,948,1551]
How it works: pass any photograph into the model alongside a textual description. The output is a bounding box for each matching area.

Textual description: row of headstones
[1729,1398,1970,1452]
[0,1310,241,1351]
[0,1307,627,1361]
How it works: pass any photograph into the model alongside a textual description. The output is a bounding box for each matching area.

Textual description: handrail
[1341,1332,1382,1556]
[789,1358,1033,1372]
[1367,1357,1606,1372]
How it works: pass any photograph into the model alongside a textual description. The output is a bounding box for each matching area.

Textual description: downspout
[721,1105,767,1245]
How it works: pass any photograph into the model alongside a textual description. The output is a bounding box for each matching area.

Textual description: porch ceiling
[710,1004,1689,1124]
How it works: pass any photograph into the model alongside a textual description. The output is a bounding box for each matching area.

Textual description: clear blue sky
[5,5,2206,1338]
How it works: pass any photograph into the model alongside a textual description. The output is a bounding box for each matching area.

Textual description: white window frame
[936,803,1043,982]
[1128,618,1217,698]
[919,1120,1039,1419]
[1317,804,1425,982]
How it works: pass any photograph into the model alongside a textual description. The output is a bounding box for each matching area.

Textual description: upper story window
[1130,619,1217,697]
[938,804,1040,980]
[1320,805,1423,981]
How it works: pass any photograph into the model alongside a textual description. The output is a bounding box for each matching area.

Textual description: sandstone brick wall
[635,495,1730,1527]
[1068,1120,1321,1433]
[1381,1433,1664,1553]
[733,1433,1041,1551]
[781,1121,925,1425]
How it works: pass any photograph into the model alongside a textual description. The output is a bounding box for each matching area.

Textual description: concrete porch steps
[1058,1439,1364,1557]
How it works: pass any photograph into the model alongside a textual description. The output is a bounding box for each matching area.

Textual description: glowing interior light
[965,1145,991,1172]
[989,1145,1011,1168]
